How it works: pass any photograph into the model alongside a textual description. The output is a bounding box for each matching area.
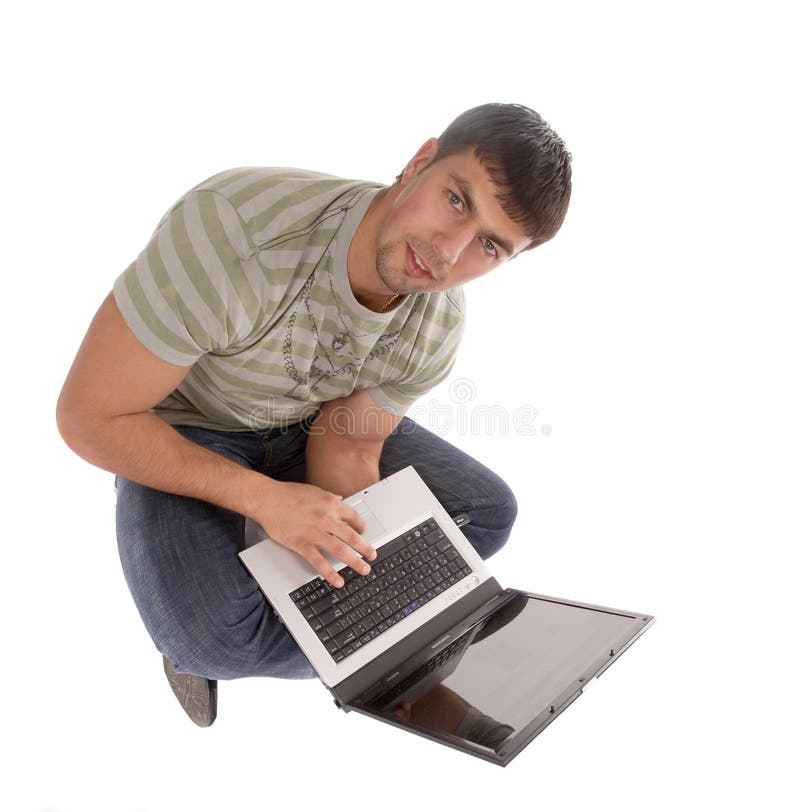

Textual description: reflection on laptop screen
[365,595,644,754]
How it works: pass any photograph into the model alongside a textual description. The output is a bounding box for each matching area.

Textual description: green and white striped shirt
[114,167,464,431]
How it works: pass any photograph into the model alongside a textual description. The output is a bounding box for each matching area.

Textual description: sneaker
[162,656,218,727]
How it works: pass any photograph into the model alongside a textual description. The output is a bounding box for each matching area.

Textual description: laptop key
[334,629,358,649]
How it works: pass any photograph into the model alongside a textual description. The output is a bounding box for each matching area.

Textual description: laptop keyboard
[289,518,473,662]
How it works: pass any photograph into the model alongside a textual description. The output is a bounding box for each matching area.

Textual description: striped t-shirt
[113,167,465,431]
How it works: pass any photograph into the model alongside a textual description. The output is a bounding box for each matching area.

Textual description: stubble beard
[375,238,439,295]
[375,240,410,295]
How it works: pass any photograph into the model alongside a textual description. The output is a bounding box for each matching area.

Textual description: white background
[3,1,798,810]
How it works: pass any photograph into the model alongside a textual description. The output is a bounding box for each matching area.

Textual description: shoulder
[191,166,351,198]
[396,288,465,362]
[417,286,465,327]
[184,168,382,234]
[443,286,465,317]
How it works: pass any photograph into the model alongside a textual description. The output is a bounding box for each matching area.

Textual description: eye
[482,238,498,258]
[448,190,464,212]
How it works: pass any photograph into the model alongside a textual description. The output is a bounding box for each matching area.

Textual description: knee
[162,620,247,681]
[463,481,518,561]
[496,487,519,542]
[161,600,314,681]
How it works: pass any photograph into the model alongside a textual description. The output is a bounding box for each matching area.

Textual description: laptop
[239,465,654,766]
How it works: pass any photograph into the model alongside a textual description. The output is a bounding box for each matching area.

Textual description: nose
[432,222,473,266]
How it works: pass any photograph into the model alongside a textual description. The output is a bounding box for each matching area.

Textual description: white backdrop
[4,1,798,810]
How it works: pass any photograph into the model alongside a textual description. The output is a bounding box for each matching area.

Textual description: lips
[405,243,434,279]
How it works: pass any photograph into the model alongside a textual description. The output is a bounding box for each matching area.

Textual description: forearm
[57,408,272,519]
[304,389,399,497]
[304,433,382,497]
[59,408,376,586]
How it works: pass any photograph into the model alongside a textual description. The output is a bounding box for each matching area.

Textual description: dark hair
[429,103,572,251]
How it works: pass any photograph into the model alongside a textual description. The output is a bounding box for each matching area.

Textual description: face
[374,140,531,295]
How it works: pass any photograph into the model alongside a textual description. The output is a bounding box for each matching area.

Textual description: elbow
[55,389,81,455]
[55,388,97,462]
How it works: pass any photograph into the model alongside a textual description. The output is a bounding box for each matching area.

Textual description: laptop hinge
[330,576,504,708]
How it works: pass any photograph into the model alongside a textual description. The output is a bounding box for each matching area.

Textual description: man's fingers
[329,518,376,562]
[306,548,345,589]
[339,501,367,536]
[326,533,372,577]
[301,521,377,588]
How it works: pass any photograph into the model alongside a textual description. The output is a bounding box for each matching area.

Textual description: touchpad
[348,500,386,541]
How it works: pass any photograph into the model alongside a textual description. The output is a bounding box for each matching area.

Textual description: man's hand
[254,481,376,588]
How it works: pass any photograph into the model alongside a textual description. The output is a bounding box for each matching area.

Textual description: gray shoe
[162,656,218,727]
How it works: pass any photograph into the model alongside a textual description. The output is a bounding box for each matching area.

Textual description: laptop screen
[355,592,649,762]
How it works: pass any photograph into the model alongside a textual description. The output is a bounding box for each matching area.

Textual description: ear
[398,138,439,186]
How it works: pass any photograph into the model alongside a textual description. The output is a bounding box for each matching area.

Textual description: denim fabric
[115,418,517,681]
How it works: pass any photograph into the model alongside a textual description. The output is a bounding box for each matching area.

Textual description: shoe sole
[162,655,218,727]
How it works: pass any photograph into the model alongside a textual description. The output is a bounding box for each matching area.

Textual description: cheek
[384,188,438,236]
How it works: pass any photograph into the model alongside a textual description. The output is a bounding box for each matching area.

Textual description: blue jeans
[115,418,517,680]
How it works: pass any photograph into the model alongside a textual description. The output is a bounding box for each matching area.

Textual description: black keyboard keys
[288,518,473,662]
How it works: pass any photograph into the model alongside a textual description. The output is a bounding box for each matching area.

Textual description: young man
[57,103,571,726]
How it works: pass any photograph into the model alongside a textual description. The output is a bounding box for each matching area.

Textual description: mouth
[405,243,435,280]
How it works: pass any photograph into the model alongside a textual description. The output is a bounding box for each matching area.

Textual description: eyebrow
[448,172,515,257]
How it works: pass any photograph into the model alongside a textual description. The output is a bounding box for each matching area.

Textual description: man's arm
[305,389,403,497]
[56,293,375,587]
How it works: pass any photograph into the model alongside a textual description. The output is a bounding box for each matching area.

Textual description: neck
[347,185,402,312]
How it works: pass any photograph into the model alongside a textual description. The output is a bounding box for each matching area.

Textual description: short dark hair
[429,103,572,251]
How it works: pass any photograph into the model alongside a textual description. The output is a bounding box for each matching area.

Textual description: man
[56,103,571,726]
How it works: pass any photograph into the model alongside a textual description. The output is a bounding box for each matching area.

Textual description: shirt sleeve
[113,188,264,366]
[366,292,465,416]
